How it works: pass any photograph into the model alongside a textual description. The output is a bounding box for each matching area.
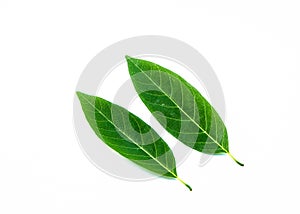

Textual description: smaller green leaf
[77,91,192,191]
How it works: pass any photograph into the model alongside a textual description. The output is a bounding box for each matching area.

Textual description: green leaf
[76,92,192,190]
[126,56,243,166]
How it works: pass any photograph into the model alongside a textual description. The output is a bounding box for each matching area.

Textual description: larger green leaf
[126,56,243,166]
[76,92,192,190]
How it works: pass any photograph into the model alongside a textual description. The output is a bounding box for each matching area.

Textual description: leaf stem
[227,152,244,166]
[176,177,192,191]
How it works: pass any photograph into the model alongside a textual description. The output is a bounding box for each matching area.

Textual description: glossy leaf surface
[126,56,243,166]
[77,92,192,190]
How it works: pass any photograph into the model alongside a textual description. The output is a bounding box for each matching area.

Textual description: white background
[1,1,300,213]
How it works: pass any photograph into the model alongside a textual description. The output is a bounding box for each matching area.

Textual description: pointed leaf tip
[125,55,141,76]
[76,91,89,99]
[76,91,83,97]
[125,55,132,60]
